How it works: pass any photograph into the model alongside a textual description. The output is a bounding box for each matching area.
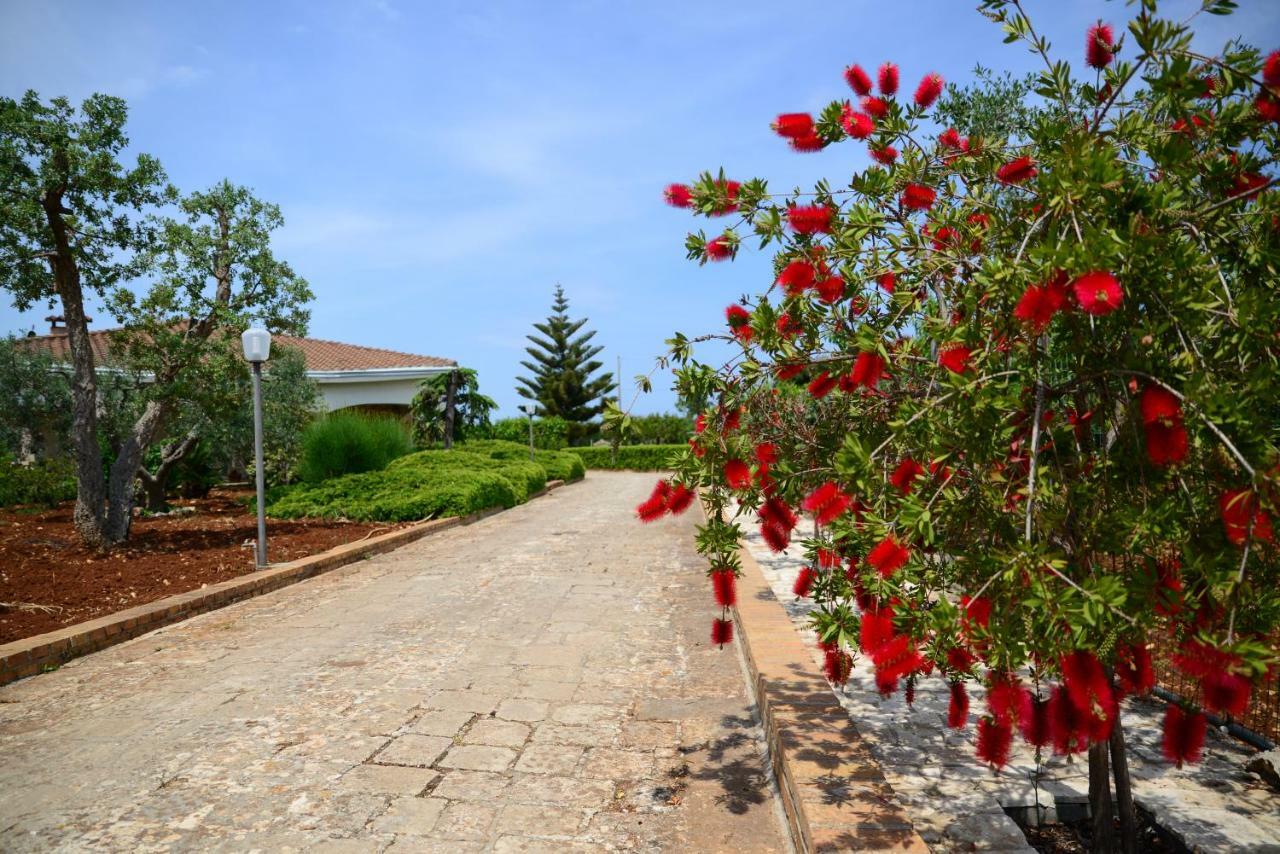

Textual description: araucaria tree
[516,285,614,444]
[0,93,311,547]
[642,2,1279,851]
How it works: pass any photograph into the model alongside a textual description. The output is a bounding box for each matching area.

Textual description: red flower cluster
[636,480,695,522]
[1013,273,1070,332]
[996,155,1037,184]
[1114,642,1155,696]
[870,144,898,165]
[849,350,887,389]
[1219,488,1274,546]
[948,681,970,728]
[1162,704,1206,768]
[778,259,817,295]
[711,617,734,646]
[824,648,853,684]
[724,458,752,490]
[793,566,818,598]
[976,716,1013,769]
[844,63,873,96]
[773,112,826,152]
[787,205,835,234]
[1072,270,1124,315]
[877,272,896,294]
[867,534,910,577]
[725,304,752,344]
[664,183,692,207]
[1086,22,1115,69]
[889,458,924,494]
[901,182,936,211]
[711,568,737,608]
[878,62,899,96]
[815,276,845,303]
[840,105,875,140]
[914,72,944,108]
[1140,385,1188,466]
[938,345,972,375]
[759,496,799,551]
[861,95,889,119]
[705,235,733,261]
[808,371,838,399]
[870,633,924,696]
[802,481,854,525]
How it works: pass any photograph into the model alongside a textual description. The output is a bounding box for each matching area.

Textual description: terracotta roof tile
[17,327,455,373]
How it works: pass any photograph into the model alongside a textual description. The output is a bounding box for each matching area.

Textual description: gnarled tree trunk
[137,432,200,512]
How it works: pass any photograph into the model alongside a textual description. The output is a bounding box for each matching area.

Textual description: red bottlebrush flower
[877,272,897,294]
[1141,386,1182,426]
[711,568,737,608]
[1220,489,1275,546]
[1115,643,1155,697]
[1086,22,1115,69]
[875,669,899,697]
[705,235,733,262]
[872,634,923,681]
[787,205,834,234]
[778,259,818,295]
[706,179,741,216]
[1155,558,1184,616]
[1146,421,1189,467]
[664,183,693,208]
[773,112,815,139]
[938,345,972,375]
[948,682,970,728]
[793,566,818,598]
[914,72,944,108]
[889,458,925,494]
[1072,270,1124,315]
[815,276,846,303]
[850,350,887,389]
[861,96,890,119]
[754,442,778,465]
[867,535,910,577]
[1172,639,1241,681]
[987,675,1025,725]
[725,305,753,344]
[666,484,695,515]
[967,212,990,230]
[759,497,798,552]
[878,62,899,96]
[711,617,734,646]
[775,361,805,380]
[1228,172,1269,200]
[1061,650,1114,730]
[1201,671,1251,717]
[928,225,959,249]
[977,717,1013,769]
[790,133,827,153]
[817,548,842,569]
[694,413,706,434]
[860,606,895,654]
[1013,276,1070,332]
[636,480,671,523]
[844,63,873,96]
[996,156,1038,184]
[808,371,839,399]
[839,107,875,140]
[938,127,964,150]
[1257,94,1280,124]
[961,596,992,636]
[901,182,936,211]
[1020,693,1052,748]
[724,458,752,490]
[723,406,742,433]
[1048,685,1090,755]
[1265,51,1280,87]
[1162,704,1206,767]
[803,481,853,526]
[870,144,899,165]
[824,648,853,684]
[947,646,978,673]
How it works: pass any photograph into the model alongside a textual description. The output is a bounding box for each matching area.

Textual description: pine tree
[516,286,614,444]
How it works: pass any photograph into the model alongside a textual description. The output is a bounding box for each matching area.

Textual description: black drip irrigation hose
[1152,686,1276,751]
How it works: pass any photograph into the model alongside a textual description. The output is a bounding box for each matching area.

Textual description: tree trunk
[101,399,170,543]
[138,432,200,512]
[1089,740,1115,852]
[443,370,458,450]
[43,185,109,548]
[1109,715,1138,854]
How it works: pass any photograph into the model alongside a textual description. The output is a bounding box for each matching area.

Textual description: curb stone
[0,478,573,686]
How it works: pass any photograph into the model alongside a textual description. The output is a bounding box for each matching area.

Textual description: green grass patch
[568,444,685,471]
[297,411,413,484]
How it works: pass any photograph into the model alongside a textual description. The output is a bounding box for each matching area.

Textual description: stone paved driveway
[0,473,789,853]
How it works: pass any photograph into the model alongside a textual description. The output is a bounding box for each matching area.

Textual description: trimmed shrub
[297,412,412,483]
[487,416,569,450]
[625,413,692,445]
[459,439,586,482]
[0,455,76,508]
[569,444,685,471]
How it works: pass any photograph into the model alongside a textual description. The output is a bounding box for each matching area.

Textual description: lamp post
[517,405,534,461]
[241,327,272,568]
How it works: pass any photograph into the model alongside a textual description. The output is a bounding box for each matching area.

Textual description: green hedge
[297,412,412,484]
[487,416,568,450]
[568,444,685,471]
[267,444,579,522]
[0,455,76,508]
[458,440,586,482]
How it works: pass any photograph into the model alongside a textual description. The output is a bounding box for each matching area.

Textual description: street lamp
[241,327,271,568]
[517,405,534,461]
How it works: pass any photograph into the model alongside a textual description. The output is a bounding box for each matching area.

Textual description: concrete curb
[0,478,573,687]
[733,543,929,853]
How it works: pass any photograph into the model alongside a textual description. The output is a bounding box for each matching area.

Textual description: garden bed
[0,488,409,644]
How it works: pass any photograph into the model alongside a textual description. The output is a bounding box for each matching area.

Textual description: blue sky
[2,1,1277,416]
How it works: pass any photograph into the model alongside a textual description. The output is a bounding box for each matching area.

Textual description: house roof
[17,327,456,374]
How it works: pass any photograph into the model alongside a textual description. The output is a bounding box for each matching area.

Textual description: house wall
[314,376,429,412]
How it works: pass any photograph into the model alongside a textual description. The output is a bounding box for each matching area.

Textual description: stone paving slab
[0,473,791,852]
[741,522,1280,853]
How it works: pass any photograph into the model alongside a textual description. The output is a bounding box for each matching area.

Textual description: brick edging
[0,478,573,687]
[733,544,929,853]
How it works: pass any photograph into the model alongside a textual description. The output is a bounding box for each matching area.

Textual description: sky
[2,1,1278,417]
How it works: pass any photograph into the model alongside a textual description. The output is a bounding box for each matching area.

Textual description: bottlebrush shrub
[652,0,1279,800]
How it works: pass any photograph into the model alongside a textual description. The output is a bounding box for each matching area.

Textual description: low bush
[569,444,685,471]
[269,446,564,522]
[459,439,586,482]
[297,412,412,484]
[487,416,569,450]
[624,413,692,445]
[0,455,76,508]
